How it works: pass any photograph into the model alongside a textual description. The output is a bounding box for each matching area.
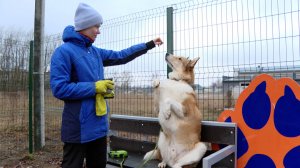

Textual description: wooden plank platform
[107,115,237,168]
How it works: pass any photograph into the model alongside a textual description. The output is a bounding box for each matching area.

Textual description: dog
[143,53,207,168]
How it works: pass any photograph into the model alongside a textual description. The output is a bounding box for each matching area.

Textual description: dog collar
[172,78,195,90]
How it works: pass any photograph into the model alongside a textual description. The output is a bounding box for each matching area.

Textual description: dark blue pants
[62,136,107,168]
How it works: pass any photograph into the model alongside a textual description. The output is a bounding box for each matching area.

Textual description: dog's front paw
[163,109,171,120]
[160,101,172,120]
[161,107,171,120]
[172,164,182,168]
[153,79,160,88]
[158,161,167,168]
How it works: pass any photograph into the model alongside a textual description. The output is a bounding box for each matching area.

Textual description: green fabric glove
[95,94,107,116]
[95,80,114,94]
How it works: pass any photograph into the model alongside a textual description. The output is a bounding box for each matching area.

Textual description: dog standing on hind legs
[144,53,207,168]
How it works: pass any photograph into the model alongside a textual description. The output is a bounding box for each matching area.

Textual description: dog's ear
[188,57,200,68]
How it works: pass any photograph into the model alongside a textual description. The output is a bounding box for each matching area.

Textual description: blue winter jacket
[50,26,155,143]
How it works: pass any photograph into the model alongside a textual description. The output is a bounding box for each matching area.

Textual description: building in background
[223,66,300,108]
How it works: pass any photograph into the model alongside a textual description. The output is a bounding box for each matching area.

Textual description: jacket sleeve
[100,41,155,66]
[50,48,95,100]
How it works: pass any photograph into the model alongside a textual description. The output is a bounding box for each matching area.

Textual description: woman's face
[80,25,100,41]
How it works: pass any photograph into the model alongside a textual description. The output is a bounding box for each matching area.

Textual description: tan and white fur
[144,53,207,168]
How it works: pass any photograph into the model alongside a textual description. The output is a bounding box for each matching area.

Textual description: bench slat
[109,115,237,168]
[110,136,156,154]
[110,116,160,136]
[201,124,236,145]
[110,115,236,145]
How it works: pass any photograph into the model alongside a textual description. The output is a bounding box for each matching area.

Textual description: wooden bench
[107,114,237,168]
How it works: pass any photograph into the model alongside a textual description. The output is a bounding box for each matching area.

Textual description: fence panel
[98,6,167,117]
[98,0,300,120]
[0,39,30,161]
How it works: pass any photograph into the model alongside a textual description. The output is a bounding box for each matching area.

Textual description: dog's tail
[143,149,161,161]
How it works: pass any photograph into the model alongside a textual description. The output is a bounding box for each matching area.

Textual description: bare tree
[120,71,132,90]
[0,28,62,91]
[105,69,133,93]
[44,33,62,72]
[210,79,222,92]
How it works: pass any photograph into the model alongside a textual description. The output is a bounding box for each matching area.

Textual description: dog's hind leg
[143,149,161,161]
[144,149,167,168]
[172,142,207,168]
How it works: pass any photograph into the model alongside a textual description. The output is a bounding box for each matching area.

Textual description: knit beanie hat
[74,3,103,31]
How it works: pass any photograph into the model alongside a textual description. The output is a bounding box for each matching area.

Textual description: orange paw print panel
[217,74,300,168]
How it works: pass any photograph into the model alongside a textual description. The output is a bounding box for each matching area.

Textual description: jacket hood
[62,25,93,47]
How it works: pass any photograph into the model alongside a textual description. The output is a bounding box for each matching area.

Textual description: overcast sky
[0,0,184,35]
[1,0,299,86]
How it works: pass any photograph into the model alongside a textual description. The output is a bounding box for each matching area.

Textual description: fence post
[33,0,45,150]
[166,7,174,78]
[28,41,34,154]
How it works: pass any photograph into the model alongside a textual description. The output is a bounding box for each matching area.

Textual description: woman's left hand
[153,37,163,46]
